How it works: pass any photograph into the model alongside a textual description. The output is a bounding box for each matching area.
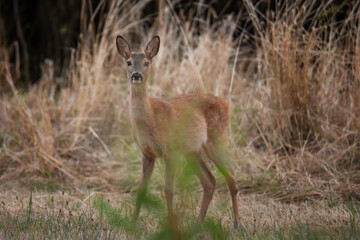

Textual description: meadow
[0,0,359,239]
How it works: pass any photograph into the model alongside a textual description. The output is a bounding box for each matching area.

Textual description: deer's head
[116,35,160,85]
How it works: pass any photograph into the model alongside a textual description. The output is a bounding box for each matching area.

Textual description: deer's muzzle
[131,72,143,83]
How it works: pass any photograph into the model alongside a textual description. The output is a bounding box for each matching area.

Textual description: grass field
[1,0,360,239]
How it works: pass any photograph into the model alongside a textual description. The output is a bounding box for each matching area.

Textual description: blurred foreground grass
[0,192,359,240]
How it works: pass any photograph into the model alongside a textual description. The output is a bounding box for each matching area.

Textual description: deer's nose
[131,72,143,82]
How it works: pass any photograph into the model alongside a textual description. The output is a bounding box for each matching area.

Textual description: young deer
[116,35,239,225]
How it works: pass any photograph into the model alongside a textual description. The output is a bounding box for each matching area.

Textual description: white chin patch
[131,78,142,84]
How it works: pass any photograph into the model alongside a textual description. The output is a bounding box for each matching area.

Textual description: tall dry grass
[0,0,359,204]
[244,0,360,201]
[0,0,237,184]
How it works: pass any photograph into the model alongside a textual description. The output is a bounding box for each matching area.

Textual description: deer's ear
[145,36,160,60]
[116,35,132,59]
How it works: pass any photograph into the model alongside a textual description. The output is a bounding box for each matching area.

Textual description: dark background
[0,0,354,86]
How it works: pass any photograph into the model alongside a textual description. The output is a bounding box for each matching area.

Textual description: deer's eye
[126,61,131,66]
[144,62,149,67]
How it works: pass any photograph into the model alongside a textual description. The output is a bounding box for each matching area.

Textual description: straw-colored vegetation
[0,0,359,239]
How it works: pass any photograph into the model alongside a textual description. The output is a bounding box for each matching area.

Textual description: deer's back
[150,94,230,149]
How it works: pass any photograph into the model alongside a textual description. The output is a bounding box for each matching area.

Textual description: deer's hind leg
[187,151,216,221]
[203,141,239,226]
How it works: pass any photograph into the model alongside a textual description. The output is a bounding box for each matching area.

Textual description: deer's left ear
[145,36,160,60]
[116,35,132,59]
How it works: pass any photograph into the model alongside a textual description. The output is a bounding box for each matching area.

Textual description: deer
[116,35,239,226]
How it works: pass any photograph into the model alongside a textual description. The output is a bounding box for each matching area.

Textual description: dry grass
[0,0,360,237]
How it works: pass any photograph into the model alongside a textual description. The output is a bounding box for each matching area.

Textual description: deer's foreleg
[133,153,155,220]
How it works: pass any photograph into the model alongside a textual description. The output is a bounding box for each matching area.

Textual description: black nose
[131,72,143,81]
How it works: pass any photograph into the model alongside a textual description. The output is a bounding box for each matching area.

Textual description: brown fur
[132,92,230,157]
[117,35,239,225]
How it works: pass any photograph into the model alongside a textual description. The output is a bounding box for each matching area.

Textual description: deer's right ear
[116,35,132,59]
[145,36,160,60]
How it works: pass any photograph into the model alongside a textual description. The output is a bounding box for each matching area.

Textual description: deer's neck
[130,84,153,124]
